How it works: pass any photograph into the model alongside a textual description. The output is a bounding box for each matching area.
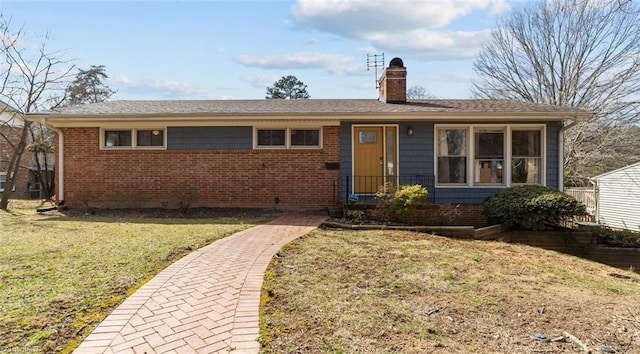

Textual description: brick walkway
[74,214,327,354]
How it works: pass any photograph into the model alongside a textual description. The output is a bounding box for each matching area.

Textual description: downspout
[589,176,598,224]
[41,117,64,203]
[558,117,579,192]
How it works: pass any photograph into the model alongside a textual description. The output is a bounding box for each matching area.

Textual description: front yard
[3,198,640,353]
[261,229,640,353]
[0,200,270,353]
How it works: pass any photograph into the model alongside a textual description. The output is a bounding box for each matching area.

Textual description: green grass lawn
[0,200,271,353]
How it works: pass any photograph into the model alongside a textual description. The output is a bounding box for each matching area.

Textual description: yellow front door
[353,126,397,194]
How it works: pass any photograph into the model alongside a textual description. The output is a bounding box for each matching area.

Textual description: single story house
[26,58,590,219]
[591,161,640,232]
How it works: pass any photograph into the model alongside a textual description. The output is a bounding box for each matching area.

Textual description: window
[105,130,132,147]
[290,129,320,147]
[137,129,165,147]
[0,173,14,193]
[512,130,541,184]
[474,128,504,184]
[435,125,544,187]
[255,127,321,149]
[437,128,467,184]
[102,128,165,149]
[257,129,286,147]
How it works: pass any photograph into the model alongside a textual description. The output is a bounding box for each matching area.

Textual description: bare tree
[0,16,73,209]
[472,0,640,186]
[406,85,435,99]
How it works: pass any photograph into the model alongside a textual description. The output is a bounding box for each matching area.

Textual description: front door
[353,126,397,194]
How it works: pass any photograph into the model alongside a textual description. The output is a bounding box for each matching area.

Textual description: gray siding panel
[434,188,501,204]
[339,121,353,177]
[167,126,253,150]
[398,122,433,176]
[597,164,640,231]
[546,122,561,189]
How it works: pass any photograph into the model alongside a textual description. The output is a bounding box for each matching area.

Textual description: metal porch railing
[334,175,436,205]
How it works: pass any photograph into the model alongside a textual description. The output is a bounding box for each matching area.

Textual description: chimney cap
[389,57,404,67]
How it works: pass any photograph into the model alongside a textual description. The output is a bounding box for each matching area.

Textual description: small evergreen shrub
[345,209,366,224]
[594,226,640,248]
[373,183,428,223]
[390,184,428,216]
[482,185,586,230]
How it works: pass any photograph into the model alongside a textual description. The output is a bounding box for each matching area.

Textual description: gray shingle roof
[43,99,588,116]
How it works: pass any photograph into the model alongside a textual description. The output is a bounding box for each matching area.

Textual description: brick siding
[346,203,488,228]
[59,126,341,210]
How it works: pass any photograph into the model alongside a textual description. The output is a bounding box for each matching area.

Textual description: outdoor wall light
[407,127,414,136]
[152,130,161,136]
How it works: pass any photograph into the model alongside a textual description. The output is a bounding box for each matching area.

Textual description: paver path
[74,214,327,354]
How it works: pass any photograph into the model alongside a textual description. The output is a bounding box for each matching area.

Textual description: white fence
[565,187,596,222]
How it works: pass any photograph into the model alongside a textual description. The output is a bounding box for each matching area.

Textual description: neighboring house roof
[0,100,22,125]
[591,161,640,181]
[27,99,592,127]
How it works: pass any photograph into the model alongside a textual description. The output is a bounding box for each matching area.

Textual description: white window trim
[253,127,323,149]
[100,128,167,150]
[0,172,15,193]
[510,126,546,186]
[434,124,546,188]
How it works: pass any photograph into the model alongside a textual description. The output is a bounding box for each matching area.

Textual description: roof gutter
[40,117,64,203]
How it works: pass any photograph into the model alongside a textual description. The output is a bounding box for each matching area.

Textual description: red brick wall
[347,203,488,227]
[59,126,341,210]
[0,125,30,198]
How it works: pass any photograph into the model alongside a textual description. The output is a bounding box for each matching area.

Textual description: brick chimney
[378,57,406,103]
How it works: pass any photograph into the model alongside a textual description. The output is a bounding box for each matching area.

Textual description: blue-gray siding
[339,121,562,204]
[167,126,253,150]
[595,163,640,232]
[546,121,561,190]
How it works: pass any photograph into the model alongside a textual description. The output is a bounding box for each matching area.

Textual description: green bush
[482,185,587,230]
[594,226,640,248]
[373,184,428,223]
[390,184,428,216]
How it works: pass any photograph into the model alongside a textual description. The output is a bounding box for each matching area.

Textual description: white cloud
[107,75,213,99]
[291,0,509,60]
[234,52,364,76]
[241,74,280,89]
[293,0,508,32]
[367,29,492,60]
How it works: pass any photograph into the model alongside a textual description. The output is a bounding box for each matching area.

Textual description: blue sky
[0,0,515,100]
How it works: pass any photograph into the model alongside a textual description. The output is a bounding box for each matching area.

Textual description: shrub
[390,184,428,216]
[482,185,587,230]
[172,185,197,214]
[345,210,366,224]
[373,183,428,223]
[594,226,640,248]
